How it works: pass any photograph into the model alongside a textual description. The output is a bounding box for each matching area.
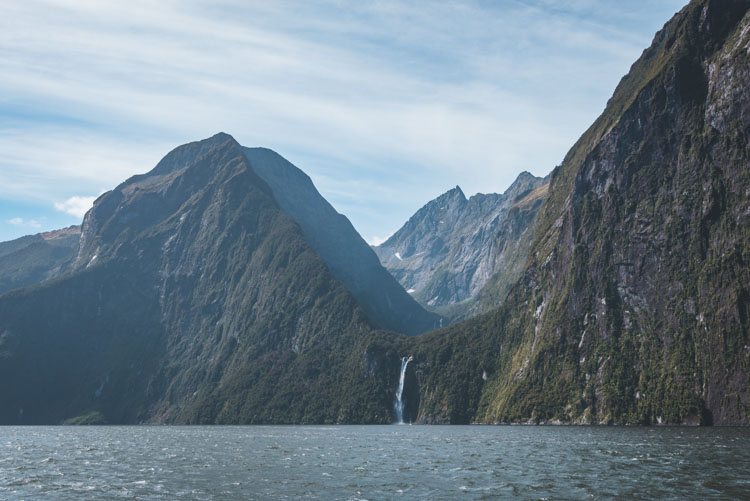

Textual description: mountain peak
[433,185,467,206]
[147,132,240,178]
[447,185,465,199]
[515,171,534,181]
[375,171,547,311]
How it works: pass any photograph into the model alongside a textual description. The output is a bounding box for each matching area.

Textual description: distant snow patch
[407,288,416,294]
[395,252,403,261]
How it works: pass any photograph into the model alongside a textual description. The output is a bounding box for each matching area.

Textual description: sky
[0,0,687,244]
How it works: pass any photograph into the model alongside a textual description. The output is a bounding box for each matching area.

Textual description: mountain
[0,226,80,295]
[0,134,401,424]
[2,0,748,427]
[397,0,750,425]
[242,147,439,335]
[374,173,548,319]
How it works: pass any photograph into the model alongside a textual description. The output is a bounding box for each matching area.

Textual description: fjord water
[3,426,749,500]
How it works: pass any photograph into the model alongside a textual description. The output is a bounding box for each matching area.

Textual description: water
[2,425,750,500]
[394,355,412,424]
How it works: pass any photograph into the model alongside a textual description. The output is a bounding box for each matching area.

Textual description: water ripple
[1,426,749,499]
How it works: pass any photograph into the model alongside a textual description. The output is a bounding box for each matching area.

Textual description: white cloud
[7,217,41,229]
[54,196,97,218]
[367,234,392,247]
[0,0,687,241]
[0,127,164,208]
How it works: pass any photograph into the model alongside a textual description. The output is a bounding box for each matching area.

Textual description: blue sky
[0,0,687,243]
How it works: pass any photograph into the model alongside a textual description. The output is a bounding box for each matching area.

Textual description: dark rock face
[242,147,439,335]
[409,0,750,425]
[1,0,748,428]
[0,134,396,424]
[374,173,547,318]
[0,226,80,295]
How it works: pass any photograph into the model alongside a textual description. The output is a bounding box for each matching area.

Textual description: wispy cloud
[367,235,392,247]
[0,128,160,203]
[7,217,41,229]
[0,0,687,241]
[54,196,97,218]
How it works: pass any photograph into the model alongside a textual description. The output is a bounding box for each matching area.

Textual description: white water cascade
[394,355,413,424]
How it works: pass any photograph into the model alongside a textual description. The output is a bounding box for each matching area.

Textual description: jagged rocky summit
[374,172,548,319]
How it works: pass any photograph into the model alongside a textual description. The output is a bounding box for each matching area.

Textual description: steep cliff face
[374,173,547,318]
[0,226,80,295]
[407,0,750,425]
[0,134,397,424]
[1,0,748,427]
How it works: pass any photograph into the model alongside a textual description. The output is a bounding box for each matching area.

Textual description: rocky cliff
[374,173,547,319]
[402,0,750,425]
[1,0,748,427]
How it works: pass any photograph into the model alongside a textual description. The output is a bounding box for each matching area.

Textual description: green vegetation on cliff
[1,0,748,427]
[0,135,398,425]
[402,0,750,425]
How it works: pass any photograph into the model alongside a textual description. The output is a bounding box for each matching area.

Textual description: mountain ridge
[242,146,439,335]
[0,225,80,295]
[374,171,548,319]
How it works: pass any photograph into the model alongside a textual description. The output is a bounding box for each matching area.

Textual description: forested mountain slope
[0,134,398,424]
[396,0,750,425]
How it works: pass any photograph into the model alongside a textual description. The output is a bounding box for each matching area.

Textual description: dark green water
[2,425,749,499]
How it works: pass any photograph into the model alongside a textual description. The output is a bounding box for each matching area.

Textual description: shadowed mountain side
[0,135,399,424]
[242,147,440,335]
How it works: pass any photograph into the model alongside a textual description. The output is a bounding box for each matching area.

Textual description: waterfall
[394,355,413,424]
